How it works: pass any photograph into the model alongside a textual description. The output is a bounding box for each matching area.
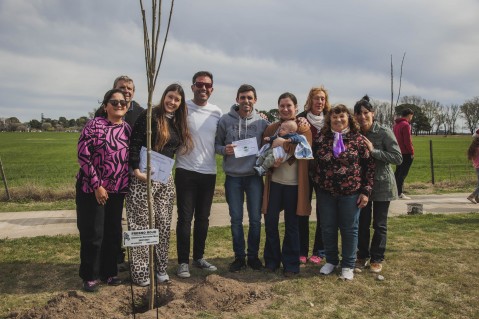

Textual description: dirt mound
[7,275,274,319]
[185,274,272,312]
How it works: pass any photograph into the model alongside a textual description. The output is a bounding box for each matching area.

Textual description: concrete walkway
[0,193,477,239]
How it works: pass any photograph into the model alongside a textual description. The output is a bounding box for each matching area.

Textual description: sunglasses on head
[194,81,213,89]
[109,99,128,107]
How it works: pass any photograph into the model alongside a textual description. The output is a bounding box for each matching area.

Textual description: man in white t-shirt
[175,71,223,278]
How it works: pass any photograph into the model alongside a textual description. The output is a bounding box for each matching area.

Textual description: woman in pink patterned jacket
[76,88,131,292]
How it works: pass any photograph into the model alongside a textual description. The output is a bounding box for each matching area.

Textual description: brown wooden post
[0,156,11,200]
[429,140,435,185]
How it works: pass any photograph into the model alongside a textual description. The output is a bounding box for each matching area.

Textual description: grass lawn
[0,213,478,318]
[0,132,476,211]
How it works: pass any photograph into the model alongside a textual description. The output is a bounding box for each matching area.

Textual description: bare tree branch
[390,54,394,122]
[154,0,175,86]
[138,0,174,309]
[395,52,406,107]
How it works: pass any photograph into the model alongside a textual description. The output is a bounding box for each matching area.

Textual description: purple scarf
[333,130,348,158]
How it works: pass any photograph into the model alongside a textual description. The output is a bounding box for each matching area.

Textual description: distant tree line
[0,115,89,132]
[2,96,479,134]
[260,95,479,135]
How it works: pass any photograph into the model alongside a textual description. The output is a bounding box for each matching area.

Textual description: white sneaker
[156,272,170,283]
[399,193,411,200]
[136,279,150,287]
[193,258,217,271]
[320,263,338,275]
[176,263,191,278]
[340,268,354,280]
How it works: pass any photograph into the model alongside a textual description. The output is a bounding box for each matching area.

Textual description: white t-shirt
[175,100,222,174]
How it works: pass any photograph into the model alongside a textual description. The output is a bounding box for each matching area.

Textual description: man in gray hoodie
[215,84,269,272]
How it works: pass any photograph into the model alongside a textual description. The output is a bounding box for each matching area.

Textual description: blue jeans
[318,191,360,269]
[264,182,300,273]
[225,175,263,259]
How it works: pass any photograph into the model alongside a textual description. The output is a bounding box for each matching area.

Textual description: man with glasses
[175,71,223,278]
[215,84,269,272]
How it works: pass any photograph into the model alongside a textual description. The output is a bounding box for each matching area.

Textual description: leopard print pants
[125,175,174,285]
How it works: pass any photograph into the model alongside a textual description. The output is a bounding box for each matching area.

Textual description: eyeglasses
[194,81,213,89]
[109,99,128,107]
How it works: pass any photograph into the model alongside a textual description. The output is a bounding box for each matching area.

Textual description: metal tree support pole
[0,156,11,200]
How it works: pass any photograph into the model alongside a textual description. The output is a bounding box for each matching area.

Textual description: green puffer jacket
[364,122,403,201]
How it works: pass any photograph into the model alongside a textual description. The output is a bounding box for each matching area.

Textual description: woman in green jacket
[353,95,402,273]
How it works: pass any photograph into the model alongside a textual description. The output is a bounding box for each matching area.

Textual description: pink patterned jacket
[76,117,131,193]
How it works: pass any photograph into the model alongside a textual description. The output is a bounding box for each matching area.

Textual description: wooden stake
[0,156,11,200]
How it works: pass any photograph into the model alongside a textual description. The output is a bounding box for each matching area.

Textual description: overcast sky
[1,0,478,123]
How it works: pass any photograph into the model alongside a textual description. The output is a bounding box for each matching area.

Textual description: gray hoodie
[215,104,269,176]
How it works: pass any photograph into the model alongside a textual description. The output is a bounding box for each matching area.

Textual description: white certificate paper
[232,137,258,158]
[139,146,174,184]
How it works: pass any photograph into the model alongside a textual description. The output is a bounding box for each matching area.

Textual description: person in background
[175,71,223,278]
[313,104,375,281]
[94,75,144,127]
[393,108,414,200]
[214,84,269,272]
[113,75,145,127]
[354,95,402,274]
[466,135,479,203]
[261,92,312,277]
[126,84,192,286]
[76,89,131,292]
[297,86,331,266]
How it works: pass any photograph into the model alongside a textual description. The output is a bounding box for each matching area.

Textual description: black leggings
[76,185,124,281]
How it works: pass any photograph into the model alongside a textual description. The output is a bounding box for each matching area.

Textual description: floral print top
[312,131,375,196]
[76,117,131,194]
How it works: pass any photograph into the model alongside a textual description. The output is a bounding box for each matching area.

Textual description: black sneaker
[229,258,246,272]
[118,262,129,272]
[102,276,122,286]
[83,280,99,292]
[247,257,264,271]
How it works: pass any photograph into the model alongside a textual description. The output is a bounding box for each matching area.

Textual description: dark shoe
[247,257,263,270]
[283,270,298,277]
[229,258,246,272]
[354,258,367,273]
[102,276,122,286]
[83,280,99,292]
[264,267,278,273]
[467,194,477,204]
[118,262,129,272]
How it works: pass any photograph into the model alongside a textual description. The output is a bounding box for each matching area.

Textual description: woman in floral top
[76,89,131,292]
[312,104,375,281]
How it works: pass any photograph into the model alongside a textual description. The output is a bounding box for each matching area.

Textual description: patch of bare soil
[7,274,274,319]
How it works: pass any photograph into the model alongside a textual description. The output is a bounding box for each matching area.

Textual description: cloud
[0,0,478,124]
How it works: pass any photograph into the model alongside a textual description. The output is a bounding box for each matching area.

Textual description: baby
[254,120,301,176]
